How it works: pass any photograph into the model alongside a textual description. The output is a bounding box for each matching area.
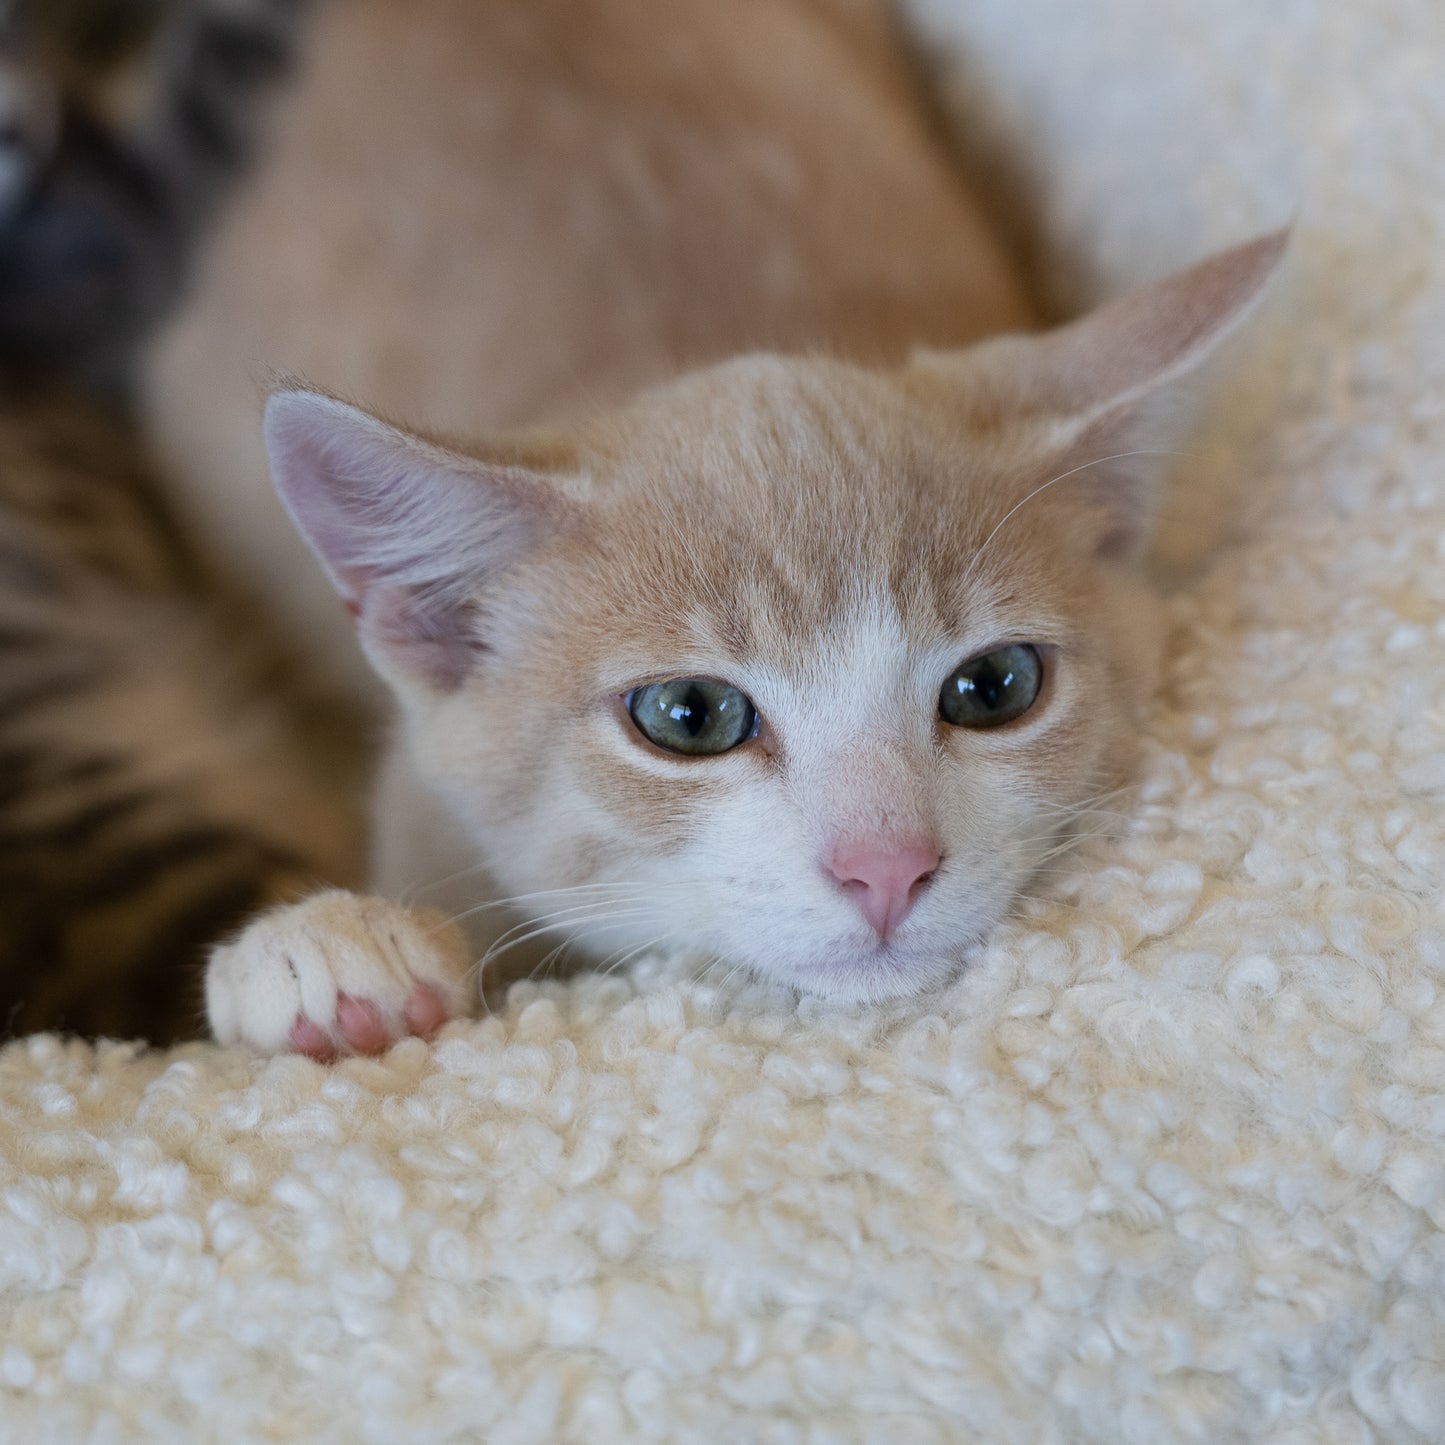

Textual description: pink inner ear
[991,231,1289,563]
[361,586,483,690]
[264,389,559,688]
[266,391,404,606]
[1043,228,1289,415]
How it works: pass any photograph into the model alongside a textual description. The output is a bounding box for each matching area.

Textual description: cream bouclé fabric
[4,1,1444,1440]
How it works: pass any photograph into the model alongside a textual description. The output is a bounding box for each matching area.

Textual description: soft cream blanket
[3,1,1443,1440]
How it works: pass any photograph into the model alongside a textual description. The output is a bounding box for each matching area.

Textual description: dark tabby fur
[0,0,351,1042]
[0,0,304,388]
[0,381,356,1041]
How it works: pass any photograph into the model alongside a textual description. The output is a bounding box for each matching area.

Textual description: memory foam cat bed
[3,0,1442,1438]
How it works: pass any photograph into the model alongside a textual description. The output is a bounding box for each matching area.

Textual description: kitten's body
[137,0,1280,1051]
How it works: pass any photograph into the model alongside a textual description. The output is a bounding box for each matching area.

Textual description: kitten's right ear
[1020,227,1289,425]
[924,228,1289,560]
[264,389,571,690]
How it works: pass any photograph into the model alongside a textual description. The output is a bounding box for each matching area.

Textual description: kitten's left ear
[932,227,1290,559]
[264,389,573,690]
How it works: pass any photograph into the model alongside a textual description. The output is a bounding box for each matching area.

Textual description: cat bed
[2,0,1442,1438]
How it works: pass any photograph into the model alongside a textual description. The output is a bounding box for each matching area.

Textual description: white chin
[763,940,967,1004]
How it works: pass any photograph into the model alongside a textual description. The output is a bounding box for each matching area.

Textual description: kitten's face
[267,232,1282,1001]
[396,358,1162,1000]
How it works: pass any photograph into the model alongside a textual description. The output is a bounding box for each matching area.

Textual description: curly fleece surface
[4,1,1444,1440]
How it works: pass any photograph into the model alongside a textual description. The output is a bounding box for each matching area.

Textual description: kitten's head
[267,232,1284,1001]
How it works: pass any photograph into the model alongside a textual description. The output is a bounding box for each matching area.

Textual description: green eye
[940,644,1043,728]
[627,678,758,756]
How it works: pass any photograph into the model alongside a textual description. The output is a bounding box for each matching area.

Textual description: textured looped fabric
[3,0,1445,1440]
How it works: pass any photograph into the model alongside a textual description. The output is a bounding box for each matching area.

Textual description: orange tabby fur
[143,0,1283,1051]
[143,0,1031,701]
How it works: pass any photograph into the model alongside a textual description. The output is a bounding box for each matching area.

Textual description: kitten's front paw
[207,891,472,1058]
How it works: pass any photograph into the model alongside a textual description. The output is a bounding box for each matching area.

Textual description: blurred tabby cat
[0,0,351,1041]
[135,0,1283,1055]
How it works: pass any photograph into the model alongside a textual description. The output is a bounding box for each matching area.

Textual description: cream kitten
[136,0,1283,1053]
[203,232,1283,1055]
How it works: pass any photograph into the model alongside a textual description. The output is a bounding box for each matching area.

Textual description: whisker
[699,951,753,995]
[443,883,649,930]
[959,450,1187,592]
[1009,892,1094,916]
[1019,858,1136,884]
[717,959,752,993]
[524,933,594,985]
[692,951,724,984]
[531,937,575,981]
[436,874,713,926]
[466,898,646,960]
[1027,827,1135,866]
[1030,782,1147,817]
[595,937,667,980]
[473,907,652,982]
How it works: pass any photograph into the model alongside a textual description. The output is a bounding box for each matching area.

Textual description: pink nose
[827,837,940,939]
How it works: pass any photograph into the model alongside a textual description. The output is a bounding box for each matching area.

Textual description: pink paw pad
[403,984,450,1040]
[288,1017,337,1063]
[336,994,391,1054]
[286,985,452,1060]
